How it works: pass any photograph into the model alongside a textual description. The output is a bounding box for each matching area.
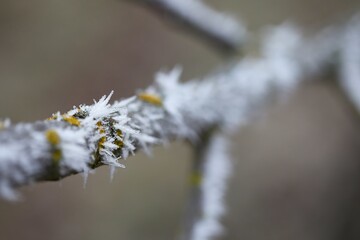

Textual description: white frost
[191,134,232,240]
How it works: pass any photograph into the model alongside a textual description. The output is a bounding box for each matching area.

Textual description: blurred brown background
[1,0,360,239]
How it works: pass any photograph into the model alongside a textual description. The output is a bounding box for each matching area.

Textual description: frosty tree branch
[182,131,232,240]
[0,14,358,200]
[0,0,360,240]
[339,15,360,113]
[0,2,359,240]
[133,0,247,51]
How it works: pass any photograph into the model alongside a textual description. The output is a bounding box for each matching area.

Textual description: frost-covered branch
[182,131,231,240]
[1,15,356,201]
[134,0,247,51]
[339,16,360,113]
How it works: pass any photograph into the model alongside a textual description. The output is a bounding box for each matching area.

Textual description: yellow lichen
[114,129,123,148]
[62,115,81,126]
[46,129,61,145]
[45,129,62,163]
[114,140,124,148]
[98,136,106,149]
[189,171,202,186]
[116,129,122,136]
[96,121,106,134]
[52,149,62,163]
[46,114,58,121]
[137,92,163,106]
[0,121,7,131]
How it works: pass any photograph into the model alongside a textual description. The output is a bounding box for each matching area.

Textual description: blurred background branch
[131,0,247,53]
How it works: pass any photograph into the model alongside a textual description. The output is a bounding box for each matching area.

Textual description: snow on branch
[184,132,232,240]
[134,0,247,51]
[339,16,360,112]
[0,15,355,200]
